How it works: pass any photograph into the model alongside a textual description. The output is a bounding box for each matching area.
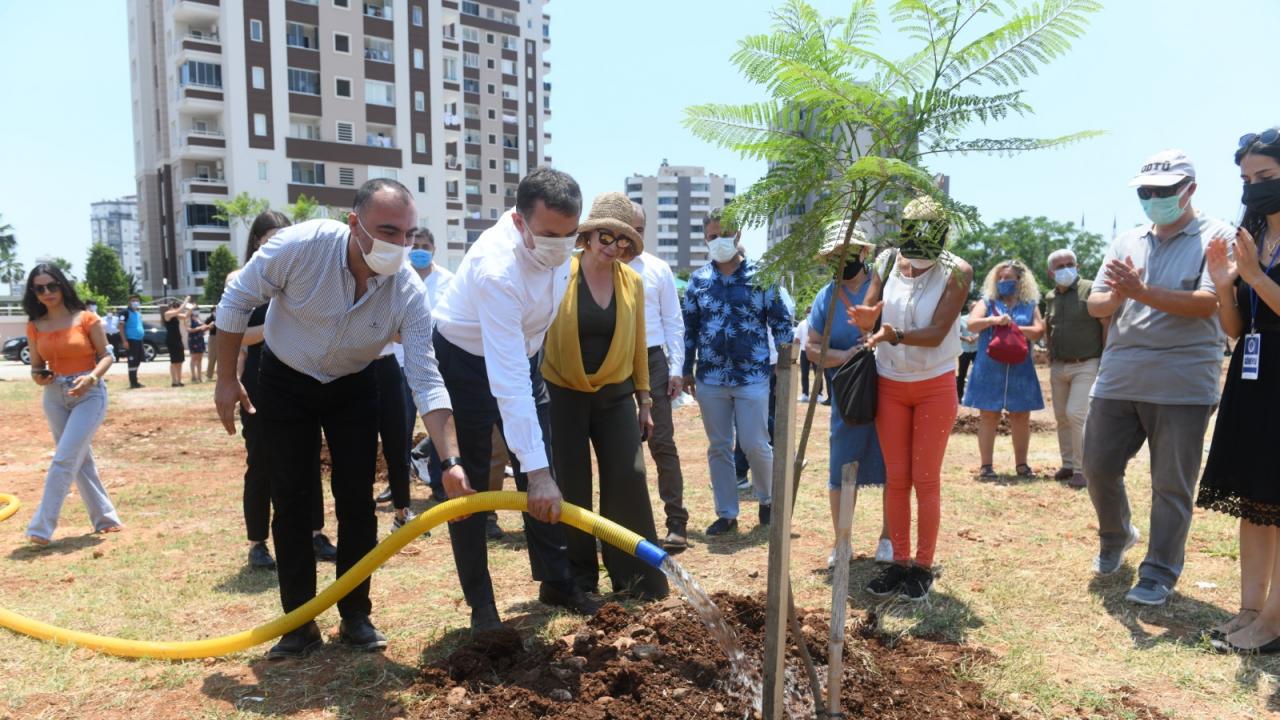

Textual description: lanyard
[1249,236,1280,333]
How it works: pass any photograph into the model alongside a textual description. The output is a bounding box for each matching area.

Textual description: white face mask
[520,229,574,271]
[708,237,738,263]
[907,257,936,270]
[1053,266,1078,287]
[355,217,409,276]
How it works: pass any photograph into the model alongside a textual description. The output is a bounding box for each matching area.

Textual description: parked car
[3,322,169,364]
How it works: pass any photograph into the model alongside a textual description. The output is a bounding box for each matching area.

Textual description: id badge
[1242,333,1261,381]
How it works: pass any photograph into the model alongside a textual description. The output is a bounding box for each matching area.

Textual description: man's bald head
[630,201,645,235]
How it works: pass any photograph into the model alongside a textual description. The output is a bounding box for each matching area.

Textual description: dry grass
[0,369,1276,719]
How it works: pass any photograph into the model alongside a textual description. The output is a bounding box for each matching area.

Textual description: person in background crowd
[121,293,145,389]
[431,167,600,634]
[542,192,667,599]
[103,303,123,360]
[963,259,1045,479]
[955,303,978,400]
[1044,248,1106,489]
[162,297,190,387]
[798,306,813,402]
[850,196,972,602]
[205,307,218,379]
[1084,149,1229,607]
[682,206,794,536]
[806,226,890,568]
[626,201,689,551]
[187,305,211,383]
[733,283,795,485]
[22,264,123,545]
[1199,129,1280,652]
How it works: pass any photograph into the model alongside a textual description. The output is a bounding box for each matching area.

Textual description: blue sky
[0,0,1274,276]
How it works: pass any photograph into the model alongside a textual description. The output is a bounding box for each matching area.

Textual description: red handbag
[985,300,1029,364]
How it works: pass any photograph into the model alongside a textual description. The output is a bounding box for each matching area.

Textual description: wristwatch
[890,328,905,345]
[638,397,654,407]
[440,456,463,471]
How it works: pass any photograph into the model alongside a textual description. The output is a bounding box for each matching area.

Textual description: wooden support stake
[763,344,799,720]
[827,461,859,717]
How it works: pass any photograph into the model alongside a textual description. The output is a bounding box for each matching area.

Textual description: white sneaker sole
[1094,526,1141,576]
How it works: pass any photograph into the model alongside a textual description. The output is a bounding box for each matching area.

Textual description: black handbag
[831,344,878,426]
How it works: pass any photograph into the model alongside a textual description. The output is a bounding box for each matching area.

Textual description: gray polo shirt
[1090,213,1228,405]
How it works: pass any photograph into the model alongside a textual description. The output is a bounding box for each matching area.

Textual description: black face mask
[1243,178,1280,217]
[841,259,863,280]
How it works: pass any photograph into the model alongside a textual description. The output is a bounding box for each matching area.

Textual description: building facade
[90,196,144,282]
[624,161,735,272]
[127,0,552,297]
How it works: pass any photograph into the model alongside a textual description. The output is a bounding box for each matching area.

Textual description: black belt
[647,345,663,352]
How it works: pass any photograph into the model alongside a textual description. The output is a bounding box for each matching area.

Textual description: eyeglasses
[596,231,633,249]
[1239,128,1280,149]
[1135,181,1188,200]
[33,282,61,295]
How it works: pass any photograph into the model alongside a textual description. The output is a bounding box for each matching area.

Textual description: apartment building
[90,196,144,281]
[127,0,552,297]
[624,161,735,272]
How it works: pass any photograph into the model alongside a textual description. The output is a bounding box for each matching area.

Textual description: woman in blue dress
[963,259,1045,478]
[805,228,890,568]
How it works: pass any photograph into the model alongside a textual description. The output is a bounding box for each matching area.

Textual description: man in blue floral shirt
[681,208,794,535]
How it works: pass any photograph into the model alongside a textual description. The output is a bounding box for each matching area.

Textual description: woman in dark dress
[187,311,210,383]
[162,297,189,387]
[1199,128,1280,652]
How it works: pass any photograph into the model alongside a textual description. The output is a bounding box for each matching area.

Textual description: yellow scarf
[541,255,649,393]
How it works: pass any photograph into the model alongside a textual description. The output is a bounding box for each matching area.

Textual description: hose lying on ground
[0,491,668,659]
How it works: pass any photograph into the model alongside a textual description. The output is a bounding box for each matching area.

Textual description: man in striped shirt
[215,179,462,660]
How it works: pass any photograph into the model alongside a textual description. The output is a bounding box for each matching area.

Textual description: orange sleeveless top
[27,312,101,376]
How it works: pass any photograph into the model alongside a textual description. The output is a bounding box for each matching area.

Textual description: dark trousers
[257,348,378,619]
[957,351,977,400]
[433,329,574,610]
[126,339,144,386]
[800,352,812,396]
[374,355,411,509]
[736,369,777,479]
[645,346,687,533]
[549,380,669,599]
[242,405,323,542]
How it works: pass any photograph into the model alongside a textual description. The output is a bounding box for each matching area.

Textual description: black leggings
[374,355,411,509]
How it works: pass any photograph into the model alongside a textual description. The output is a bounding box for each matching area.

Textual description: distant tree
[47,257,75,281]
[85,242,130,304]
[286,194,323,223]
[213,192,270,230]
[950,216,1105,296]
[202,245,238,305]
[0,244,22,296]
[125,272,141,297]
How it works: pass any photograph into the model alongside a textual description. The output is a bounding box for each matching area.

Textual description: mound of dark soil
[952,413,1054,435]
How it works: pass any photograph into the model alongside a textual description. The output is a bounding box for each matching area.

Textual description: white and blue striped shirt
[217,219,451,415]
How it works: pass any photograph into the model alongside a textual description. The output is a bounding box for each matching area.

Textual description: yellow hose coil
[0,491,654,659]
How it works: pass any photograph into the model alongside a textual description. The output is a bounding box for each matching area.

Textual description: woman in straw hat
[541,192,668,600]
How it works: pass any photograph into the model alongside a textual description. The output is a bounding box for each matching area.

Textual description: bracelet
[890,328,905,345]
[638,397,654,407]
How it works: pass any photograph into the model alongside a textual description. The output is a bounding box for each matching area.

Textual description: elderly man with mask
[681,206,794,536]
[1083,150,1231,606]
[215,178,464,659]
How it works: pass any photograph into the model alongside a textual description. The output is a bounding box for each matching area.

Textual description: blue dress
[962,298,1045,413]
[808,280,887,489]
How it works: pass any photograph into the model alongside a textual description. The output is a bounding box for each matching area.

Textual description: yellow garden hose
[0,490,668,660]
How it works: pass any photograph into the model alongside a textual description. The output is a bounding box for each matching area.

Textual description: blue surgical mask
[409,249,433,269]
[996,279,1018,297]
[1139,191,1187,225]
[1053,267,1078,287]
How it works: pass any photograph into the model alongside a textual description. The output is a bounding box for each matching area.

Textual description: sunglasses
[1239,128,1280,149]
[596,231,633,249]
[1135,181,1188,200]
[33,282,61,295]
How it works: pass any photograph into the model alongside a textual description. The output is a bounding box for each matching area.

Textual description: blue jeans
[696,380,772,519]
[29,375,121,541]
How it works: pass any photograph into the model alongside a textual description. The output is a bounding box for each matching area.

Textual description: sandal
[978,465,997,479]
[1016,464,1036,478]
[97,524,124,534]
[27,535,50,546]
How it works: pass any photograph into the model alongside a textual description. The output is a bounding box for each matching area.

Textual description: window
[463,52,479,68]
[334,0,349,7]
[488,159,496,169]
[180,61,222,88]
[488,183,497,194]
[287,68,320,95]
[464,154,479,169]
[338,167,355,186]
[443,57,459,82]
[488,133,496,145]
[467,230,482,243]
[190,250,211,274]
[415,133,426,153]
[490,208,498,219]
[364,37,393,62]
[251,66,265,89]
[464,104,479,119]
[418,177,426,193]
[465,182,480,195]
[414,91,425,112]
[486,33,494,44]
[502,12,517,25]
[364,80,395,107]
[501,86,517,100]
[502,133,517,149]
[257,161,268,181]
[286,22,317,50]
[463,78,479,93]
[335,77,352,97]
[413,49,424,69]
[249,19,262,42]
[335,121,354,143]
[658,197,678,205]
[289,117,320,140]
[658,211,678,219]
[412,5,423,25]
[367,124,394,147]
[185,204,227,227]
[463,130,479,144]
[487,83,495,95]
[291,161,325,185]
[333,32,350,54]
[501,59,516,75]
[487,109,496,119]
[253,113,267,136]
[369,167,398,181]
[462,27,479,43]
[502,36,518,50]
[461,1,480,16]
[446,180,458,197]
[504,158,518,173]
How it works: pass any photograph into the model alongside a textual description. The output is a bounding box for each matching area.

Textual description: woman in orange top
[23,263,122,545]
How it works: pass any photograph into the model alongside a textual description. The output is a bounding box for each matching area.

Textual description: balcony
[178,128,226,160]
[179,30,221,54]
[364,2,392,20]
[176,86,224,114]
[181,176,228,197]
[171,0,220,24]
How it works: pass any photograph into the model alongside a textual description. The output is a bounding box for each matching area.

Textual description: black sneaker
[470,603,502,635]
[758,504,771,527]
[248,542,276,570]
[486,513,504,540]
[865,563,910,597]
[312,533,338,562]
[705,517,738,536]
[375,486,394,504]
[338,615,388,651]
[267,621,322,660]
[539,582,602,616]
[900,565,934,602]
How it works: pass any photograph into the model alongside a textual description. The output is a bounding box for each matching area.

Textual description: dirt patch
[952,413,1054,435]
[408,593,1024,720]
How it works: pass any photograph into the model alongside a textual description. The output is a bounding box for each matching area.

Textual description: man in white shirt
[432,167,600,633]
[625,202,689,550]
[215,179,465,659]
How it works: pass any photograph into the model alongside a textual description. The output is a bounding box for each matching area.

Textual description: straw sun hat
[577,192,644,254]
[817,220,875,260]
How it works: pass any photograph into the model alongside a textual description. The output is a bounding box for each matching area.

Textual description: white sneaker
[799,393,810,403]
[874,538,893,564]
[827,543,851,570]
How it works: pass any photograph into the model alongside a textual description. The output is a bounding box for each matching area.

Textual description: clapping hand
[1233,226,1262,284]
[848,300,884,331]
[1206,234,1239,289]
[1105,256,1146,301]
[864,322,897,350]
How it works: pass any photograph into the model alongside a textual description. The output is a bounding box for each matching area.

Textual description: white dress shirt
[392,264,455,366]
[627,251,684,377]
[433,209,570,472]
[217,218,452,415]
